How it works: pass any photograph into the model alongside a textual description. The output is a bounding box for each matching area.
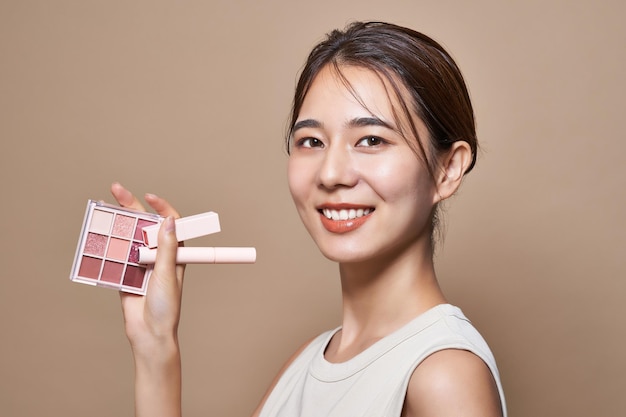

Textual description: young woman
[111,21,507,417]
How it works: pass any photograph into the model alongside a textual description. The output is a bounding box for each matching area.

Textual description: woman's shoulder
[398,304,505,417]
[402,348,504,417]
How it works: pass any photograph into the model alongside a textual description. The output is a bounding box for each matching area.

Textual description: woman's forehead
[298,64,425,136]
[300,65,401,122]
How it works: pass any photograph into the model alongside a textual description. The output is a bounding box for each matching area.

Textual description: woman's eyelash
[357,136,386,146]
[293,135,387,149]
[296,137,324,148]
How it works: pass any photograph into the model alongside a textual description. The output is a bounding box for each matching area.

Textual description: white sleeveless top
[259,304,507,417]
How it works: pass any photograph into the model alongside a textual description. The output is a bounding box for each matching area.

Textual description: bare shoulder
[402,349,503,417]
[250,336,318,417]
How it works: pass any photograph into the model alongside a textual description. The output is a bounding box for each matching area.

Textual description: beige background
[1,0,624,416]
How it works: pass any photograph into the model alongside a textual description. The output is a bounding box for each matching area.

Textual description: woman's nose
[317,144,358,189]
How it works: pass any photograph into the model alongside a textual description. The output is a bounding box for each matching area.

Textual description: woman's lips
[318,206,374,234]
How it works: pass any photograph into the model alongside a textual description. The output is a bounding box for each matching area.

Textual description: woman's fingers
[144,193,181,219]
[111,182,145,211]
[142,194,186,291]
[111,182,181,221]
[151,216,180,288]
[110,183,185,292]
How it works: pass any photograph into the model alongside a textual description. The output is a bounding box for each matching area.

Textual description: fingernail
[164,216,175,232]
[145,193,158,200]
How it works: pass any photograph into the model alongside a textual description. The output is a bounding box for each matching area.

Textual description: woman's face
[287,65,439,263]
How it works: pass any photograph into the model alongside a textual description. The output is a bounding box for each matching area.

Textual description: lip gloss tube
[138,246,257,264]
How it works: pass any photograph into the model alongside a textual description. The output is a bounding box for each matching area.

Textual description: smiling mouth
[320,207,374,221]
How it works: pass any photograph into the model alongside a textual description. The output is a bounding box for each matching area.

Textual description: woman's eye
[357,136,385,147]
[298,137,324,148]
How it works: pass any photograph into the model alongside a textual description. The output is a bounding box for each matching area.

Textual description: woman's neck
[325,242,446,363]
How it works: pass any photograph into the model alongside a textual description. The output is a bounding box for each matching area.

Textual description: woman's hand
[111,182,184,417]
[111,182,185,351]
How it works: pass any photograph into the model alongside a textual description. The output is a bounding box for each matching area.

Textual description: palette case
[70,200,164,295]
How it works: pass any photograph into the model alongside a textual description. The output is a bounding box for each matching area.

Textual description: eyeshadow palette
[70,200,163,295]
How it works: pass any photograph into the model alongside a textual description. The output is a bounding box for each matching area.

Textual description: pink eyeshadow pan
[78,256,102,279]
[101,261,124,284]
[135,219,157,240]
[107,238,130,261]
[112,214,135,238]
[84,233,107,256]
[128,241,142,263]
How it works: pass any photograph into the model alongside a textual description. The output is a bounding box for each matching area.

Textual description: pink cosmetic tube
[142,212,221,248]
[138,246,257,264]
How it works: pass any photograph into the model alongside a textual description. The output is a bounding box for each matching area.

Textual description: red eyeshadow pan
[123,265,146,288]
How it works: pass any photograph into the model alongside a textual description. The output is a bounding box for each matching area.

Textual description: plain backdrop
[1,1,624,416]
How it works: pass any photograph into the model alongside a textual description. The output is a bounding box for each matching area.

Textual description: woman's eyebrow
[293,117,392,132]
[292,119,322,132]
[346,116,393,129]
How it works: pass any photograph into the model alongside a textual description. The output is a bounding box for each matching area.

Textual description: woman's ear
[434,141,473,203]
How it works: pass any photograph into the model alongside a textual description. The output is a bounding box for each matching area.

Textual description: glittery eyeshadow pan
[70,200,161,295]
[112,214,135,238]
[84,233,107,256]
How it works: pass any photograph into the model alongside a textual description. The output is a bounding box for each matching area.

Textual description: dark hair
[286,21,477,177]
[286,22,477,247]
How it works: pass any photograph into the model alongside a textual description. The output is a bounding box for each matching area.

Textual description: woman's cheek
[287,158,310,207]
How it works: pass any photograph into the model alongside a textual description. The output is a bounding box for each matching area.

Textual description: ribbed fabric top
[259,304,507,417]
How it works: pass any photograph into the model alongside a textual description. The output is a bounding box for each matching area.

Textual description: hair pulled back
[287,21,478,176]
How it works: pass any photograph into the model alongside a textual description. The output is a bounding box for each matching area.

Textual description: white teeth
[322,208,372,220]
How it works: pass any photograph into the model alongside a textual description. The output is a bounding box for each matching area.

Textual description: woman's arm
[112,182,313,417]
[112,183,186,417]
[402,349,503,417]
